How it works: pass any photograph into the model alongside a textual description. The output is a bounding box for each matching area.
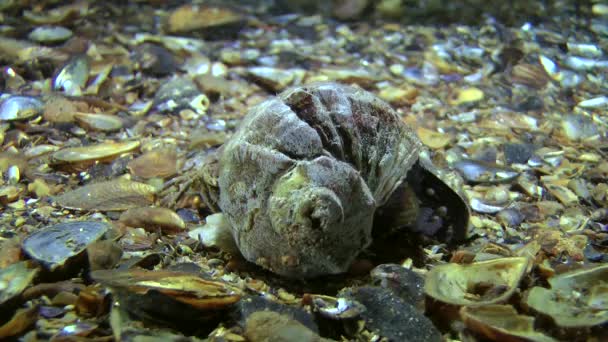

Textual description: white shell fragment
[576,96,608,109]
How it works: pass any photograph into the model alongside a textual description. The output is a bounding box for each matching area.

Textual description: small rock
[154,77,207,114]
[370,264,425,307]
[341,286,441,342]
[133,43,177,77]
[245,311,329,342]
[332,0,369,20]
[504,143,534,165]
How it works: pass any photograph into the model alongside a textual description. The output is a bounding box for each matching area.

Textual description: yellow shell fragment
[425,257,529,306]
[417,127,452,149]
[526,264,608,328]
[460,305,557,342]
[167,5,242,33]
[55,178,156,211]
[449,87,484,105]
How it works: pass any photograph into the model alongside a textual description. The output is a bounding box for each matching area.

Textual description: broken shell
[461,305,557,342]
[92,269,242,325]
[53,55,90,96]
[308,294,365,319]
[561,114,599,141]
[0,96,44,121]
[217,82,422,278]
[417,127,452,149]
[22,221,110,271]
[55,179,156,211]
[453,159,520,184]
[525,264,608,328]
[425,257,529,306]
[153,77,206,114]
[509,63,550,89]
[166,4,243,35]
[247,66,296,92]
[0,261,38,309]
[0,306,39,339]
[51,140,140,172]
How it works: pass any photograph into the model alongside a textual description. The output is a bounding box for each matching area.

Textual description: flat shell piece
[127,148,178,179]
[425,257,529,306]
[119,207,185,233]
[22,221,110,271]
[55,179,156,211]
[74,113,123,132]
[526,264,608,328]
[51,140,140,164]
[51,140,140,172]
[460,305,557,342]
[0,96,44,121]
[166,4,243,33]
[308,294,365,319]
[0,261,38,306]
[91,269,242,310]
[417,127,452,149]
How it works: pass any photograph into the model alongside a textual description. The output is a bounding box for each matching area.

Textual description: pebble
[341,286,442,342]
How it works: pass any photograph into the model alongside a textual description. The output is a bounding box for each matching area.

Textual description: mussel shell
[0,96,43,121]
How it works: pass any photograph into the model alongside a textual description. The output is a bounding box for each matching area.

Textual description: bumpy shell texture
[218,83,422,278]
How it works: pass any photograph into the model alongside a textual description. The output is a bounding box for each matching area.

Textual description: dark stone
[504,143,534,165]
[133,43,177,77]
[370,264,425,307]
[341,286,441,342]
